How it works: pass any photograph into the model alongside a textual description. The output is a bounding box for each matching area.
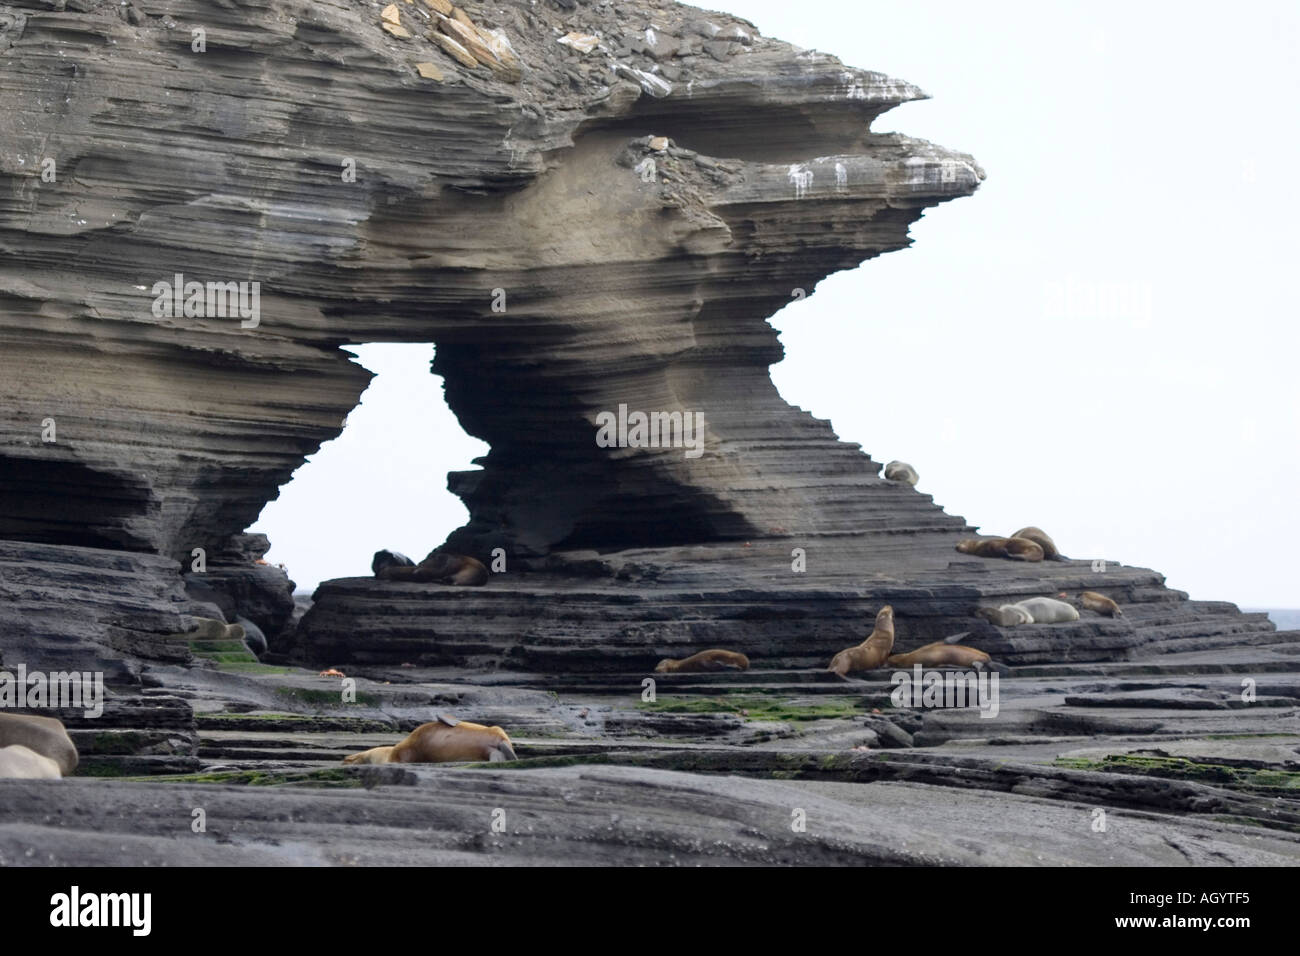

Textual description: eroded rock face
[0,0,1286,679]
[0,0,980,564]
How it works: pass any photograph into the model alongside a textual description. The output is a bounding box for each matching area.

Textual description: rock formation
[1,0,1297,866]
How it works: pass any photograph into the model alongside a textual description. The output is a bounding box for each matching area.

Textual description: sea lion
[975,604,1034,627]
[827,606,896,677]
[883,461,919,486]
[1068,590,1124,617]
[1014,596,1080,624]
[1010,526,1066,561]
[655,649,750,673]
[0,713,78,775]
[955,537,1044,562]
[886,641,1008,674]
[343,714,517,765]
[0,744,62,779]
[371,549,415,576]
[377,551,488,586]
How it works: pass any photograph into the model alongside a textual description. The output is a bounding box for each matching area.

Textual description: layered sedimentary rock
[0,0,978,570]
[0,0,1290,680]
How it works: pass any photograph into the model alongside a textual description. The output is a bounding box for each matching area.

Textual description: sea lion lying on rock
[371,549,415,575]
[0,744,62,779]
[1010,526,1066,561]
[886,641,1009,675]
[0,713,78,775]
[976,604,1034,627]
[884,461,919,486]
[376,550,488,586]
[1065,590,1124,617]
[1013,596,1080,624]
[343,714,517,764]
[655,649,750,673]
[827,606,895,677]
[955,537,1044,562]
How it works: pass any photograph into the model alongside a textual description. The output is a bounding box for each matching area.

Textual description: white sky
[255,0,1299,607]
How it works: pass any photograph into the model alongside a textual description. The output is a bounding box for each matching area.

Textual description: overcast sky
[254,0,1299,608]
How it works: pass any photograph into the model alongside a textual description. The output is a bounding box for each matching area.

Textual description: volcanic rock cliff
[3,0,1299,868]
[0,0,1289,669]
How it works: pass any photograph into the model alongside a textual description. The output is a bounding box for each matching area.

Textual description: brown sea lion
[955,537,1044,562]
[976,604,1034,627]
[377,551,488,586]
[0,744,62,779]
[827,606,896,677]
[1067,590,1124,617]
[883,461,919,486]
[1010,526,1066,561]
[0,713,78,775]
[655,649,750,673]
[343,714,516,765]
[886,641,991,669]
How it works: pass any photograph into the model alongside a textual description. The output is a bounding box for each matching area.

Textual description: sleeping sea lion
[976,604,1034,627]
[1014,596,1080,624]
[0,744,62,779]
[1010,526,1066,561]
[0,713,78,775]
[1068,590,1124,617]
[377,551,488,586]
[827,606,896,677]
[886,641,1009,674]
[883,461,919,486]
[655,649,750,673]
[343,714,516,765]
[955,537,1044,562]
[371,549,416,576]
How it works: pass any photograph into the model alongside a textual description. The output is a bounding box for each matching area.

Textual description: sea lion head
[954,539,976,554]
[654,659,675,674]
[876,605,894,622]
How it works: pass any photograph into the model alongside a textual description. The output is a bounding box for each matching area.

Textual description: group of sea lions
[655,606,1005,682]
[825,605,1005,678]
[372,549,488,586]
[955,525,1066,563]
[976,591,1122,626]
[339,523,1123,764]
[0,713,78,780]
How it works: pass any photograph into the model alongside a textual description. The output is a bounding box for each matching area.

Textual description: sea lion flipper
[437,714,460,727]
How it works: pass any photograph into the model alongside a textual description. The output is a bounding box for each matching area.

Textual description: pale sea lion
[655,649,750,673]
[343,714,516,765]
[955,537,1044,562]
[1014,596,1080,624]
[976,604,1034,627]
[1010,526,1066,561]
[377,551,488,586]
[1068,590,1124,617]
[883,461,919,486]
[0,744,62,779]
[827,606,896,677]
[0,713,78,775]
